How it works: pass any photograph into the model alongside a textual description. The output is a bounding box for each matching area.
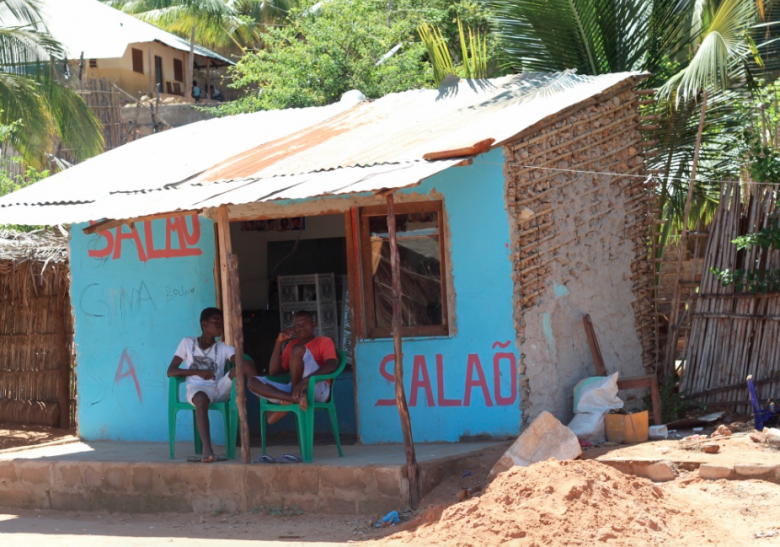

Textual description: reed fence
[0,230,74,429]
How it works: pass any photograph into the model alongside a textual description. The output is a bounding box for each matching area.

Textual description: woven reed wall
[503,85,656,421]
[0,259,73,428]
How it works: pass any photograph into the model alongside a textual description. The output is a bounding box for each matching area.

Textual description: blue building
[0,72,655,445]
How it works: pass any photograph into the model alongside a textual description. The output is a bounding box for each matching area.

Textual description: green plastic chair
[168,354,254,460]
[259,348,347,462]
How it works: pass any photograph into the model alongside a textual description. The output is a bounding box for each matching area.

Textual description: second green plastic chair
[259,348,347,462]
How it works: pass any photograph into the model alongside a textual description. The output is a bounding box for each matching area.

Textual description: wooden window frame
[359,200,449,339]
[131,48,144,74]
[173,58,183,82]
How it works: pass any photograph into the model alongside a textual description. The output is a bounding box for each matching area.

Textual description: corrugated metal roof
[0,71,645,226]
[36,0,232,64]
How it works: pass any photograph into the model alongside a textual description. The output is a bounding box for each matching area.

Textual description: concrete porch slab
[0,441,500,515]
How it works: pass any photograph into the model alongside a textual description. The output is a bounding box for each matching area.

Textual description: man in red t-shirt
[248,310,338,423]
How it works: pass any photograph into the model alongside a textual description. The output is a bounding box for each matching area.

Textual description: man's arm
[167,356,214,380]
[268,331,291,377]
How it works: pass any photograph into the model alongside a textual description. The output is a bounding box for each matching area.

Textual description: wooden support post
[228,254,251,463]
[206,58,211,99]
[55,287,70,430]
[187,26,196,102]
[663,91,708,376]
[216,205,234,344]
[386,193,420,509]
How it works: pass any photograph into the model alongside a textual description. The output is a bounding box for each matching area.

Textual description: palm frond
[660,0,757,102]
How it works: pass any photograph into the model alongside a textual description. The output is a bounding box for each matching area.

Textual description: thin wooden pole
[663,90,708,376]
[216,206,234,344]
[228,254,251,463]
[187,26,196,102]
[55,286,70,429]
[206,58,211,99]
[386,193,420,509]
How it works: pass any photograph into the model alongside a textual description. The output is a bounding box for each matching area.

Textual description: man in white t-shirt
[167,307,256,462]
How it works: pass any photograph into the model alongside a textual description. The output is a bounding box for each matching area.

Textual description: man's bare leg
[192,391,215,462]
[288,345,309,411]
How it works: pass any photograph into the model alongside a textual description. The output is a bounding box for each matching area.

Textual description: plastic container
[649,425,668,439]
[605,410,649,444]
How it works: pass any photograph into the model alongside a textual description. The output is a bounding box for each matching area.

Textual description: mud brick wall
[504,87,655,425]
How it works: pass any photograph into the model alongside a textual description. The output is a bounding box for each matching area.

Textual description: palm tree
[486,0,762,238]
[0,0,104,169]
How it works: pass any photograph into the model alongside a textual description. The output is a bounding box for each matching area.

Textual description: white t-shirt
[174,337,235,386]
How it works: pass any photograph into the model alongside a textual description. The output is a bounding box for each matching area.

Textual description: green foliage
[0,0,104,168]
[732,218,780,250]
[658,369,707,424]
[106,0,264,54]
[0,119,49,232]
[216,0,440,113]
[711,267,780,293]
[419,18,488,85]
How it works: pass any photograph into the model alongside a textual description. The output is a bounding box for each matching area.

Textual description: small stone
[749,431,767,444]
[701,443,720,454]
[710,425,732,438]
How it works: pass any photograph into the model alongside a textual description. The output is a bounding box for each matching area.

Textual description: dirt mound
[382,459,720,547]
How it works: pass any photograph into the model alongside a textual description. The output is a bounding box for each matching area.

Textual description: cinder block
[103,468,126,490]
[375,468,404,498]
[56,465,82,488]
[0,462,18,483]
[489,410,581,477]
[20,464,52,486]
[84,468,102,488]
[50,491,88,511]
[734,464,778,479]
[635,461,676,483]
[270,466,319,496]
[0,488,34,508]
[319,467,370,500]
[209,467,240,494]
[699,464,735,481]
[131,466,153,492]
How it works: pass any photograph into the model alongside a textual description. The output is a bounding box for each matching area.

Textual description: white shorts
[253,348,331,403]
[186,374,233,405]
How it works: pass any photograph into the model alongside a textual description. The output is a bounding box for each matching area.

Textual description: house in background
[39,0,233,100]
[0,72,656,445]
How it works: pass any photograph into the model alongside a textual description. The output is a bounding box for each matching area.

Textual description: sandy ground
[2,438,780,547]
[0,423,78,451]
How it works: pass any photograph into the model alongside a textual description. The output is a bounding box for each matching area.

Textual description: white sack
[567,372,624,443]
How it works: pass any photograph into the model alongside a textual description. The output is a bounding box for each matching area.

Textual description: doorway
[154,56,163,94]
[229,213,356,443]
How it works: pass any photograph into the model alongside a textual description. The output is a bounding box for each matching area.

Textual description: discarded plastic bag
[567,372,623,444]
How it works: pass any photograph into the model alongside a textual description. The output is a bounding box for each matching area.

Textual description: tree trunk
[187,26,196,102]
[663,90,708,376]
[386,193,420,509]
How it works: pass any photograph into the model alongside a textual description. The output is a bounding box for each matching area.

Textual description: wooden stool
[583,314,663,425]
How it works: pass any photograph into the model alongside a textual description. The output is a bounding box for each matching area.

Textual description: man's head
[291,310,316,340]
[200,307,224,338]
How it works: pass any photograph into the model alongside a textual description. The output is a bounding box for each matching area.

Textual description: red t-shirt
[281,336,337,371]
